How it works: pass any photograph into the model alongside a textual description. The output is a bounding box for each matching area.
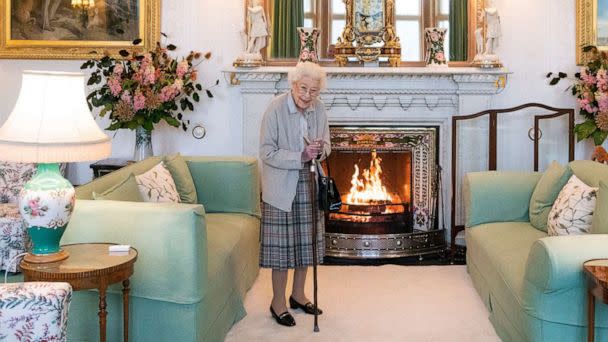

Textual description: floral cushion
[135,162,180,203]
[0,203,27,273]
[0,282,72,341]
[0,162,35,204]
[548,175,598,236]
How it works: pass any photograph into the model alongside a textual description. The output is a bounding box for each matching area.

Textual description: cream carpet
[225,265,500,342]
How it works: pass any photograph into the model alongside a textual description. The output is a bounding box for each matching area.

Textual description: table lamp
[0,71,111,263]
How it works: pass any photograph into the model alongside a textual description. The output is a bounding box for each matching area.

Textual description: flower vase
[297,27,320,63]
[133,126,153,161]
[424,27,447,67]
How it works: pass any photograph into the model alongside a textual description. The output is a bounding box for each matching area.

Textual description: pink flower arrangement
[82,39,215,132]
[548,46,608,145]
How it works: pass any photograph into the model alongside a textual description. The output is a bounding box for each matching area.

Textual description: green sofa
[60,156,260,342]
[464,160,608,342]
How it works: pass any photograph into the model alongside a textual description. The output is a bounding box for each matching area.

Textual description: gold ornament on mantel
[334,0,401,67]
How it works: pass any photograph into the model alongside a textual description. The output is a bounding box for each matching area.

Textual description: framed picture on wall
[577,0,608,65]
[0,0,160,59]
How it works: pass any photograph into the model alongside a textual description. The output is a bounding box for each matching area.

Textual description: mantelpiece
[224,66,510,243]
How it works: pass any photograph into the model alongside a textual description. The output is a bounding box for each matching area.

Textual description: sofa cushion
[187,157,261,216]
[569,159,608,187]
[529,161,572,232]
[93,173,143,202]
[547,175,597,236]
[464,171,542,227]
[135,162,180,203]
[164,153,198,204]
[592,180,608,234]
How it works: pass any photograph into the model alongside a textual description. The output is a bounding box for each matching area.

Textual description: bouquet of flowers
[548,46,608,146]
[82,39,215,132]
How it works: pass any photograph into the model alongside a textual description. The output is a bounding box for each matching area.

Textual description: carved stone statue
[246,0,269,54]
[473,0,502,68]
[483,2,501,55]
[234,0,269,68]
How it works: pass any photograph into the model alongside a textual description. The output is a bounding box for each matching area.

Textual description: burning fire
[345,150,401,205]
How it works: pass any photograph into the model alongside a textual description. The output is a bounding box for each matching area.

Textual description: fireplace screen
[324,126,445,259]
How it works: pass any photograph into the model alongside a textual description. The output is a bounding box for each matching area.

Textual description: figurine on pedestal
[473,0,502,68]
[234,0,269,68]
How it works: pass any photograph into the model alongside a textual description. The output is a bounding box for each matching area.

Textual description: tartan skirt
[259,167,325,270]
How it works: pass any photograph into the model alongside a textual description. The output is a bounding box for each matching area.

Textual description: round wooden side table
[20,243,138,342]
[584,258,608,342]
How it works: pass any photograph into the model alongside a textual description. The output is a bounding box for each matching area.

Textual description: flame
[345,150,401,205]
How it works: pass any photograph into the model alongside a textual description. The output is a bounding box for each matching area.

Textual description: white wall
[0,0,591,184]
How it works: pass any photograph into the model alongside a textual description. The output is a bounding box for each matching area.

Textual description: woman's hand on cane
[302,140,322,162]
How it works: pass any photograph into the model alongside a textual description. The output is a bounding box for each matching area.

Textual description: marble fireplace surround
[226,66,509,242]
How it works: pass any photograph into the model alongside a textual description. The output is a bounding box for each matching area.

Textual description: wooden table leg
[99,285,107,342]
[123,279,130,342]
[588,289,595,342]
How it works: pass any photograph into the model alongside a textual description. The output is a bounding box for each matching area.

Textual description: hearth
[324,126,446,259]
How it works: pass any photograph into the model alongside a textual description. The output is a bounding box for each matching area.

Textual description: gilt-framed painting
[577,0,608,64]
[0,0,160,59]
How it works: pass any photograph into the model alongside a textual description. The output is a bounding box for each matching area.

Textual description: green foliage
[82,39,216,132]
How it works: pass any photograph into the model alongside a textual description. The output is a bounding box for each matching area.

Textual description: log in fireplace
[324,126,446,259]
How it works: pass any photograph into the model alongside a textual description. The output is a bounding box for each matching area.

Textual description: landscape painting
[10,0,139,41]
[0,0,159,59]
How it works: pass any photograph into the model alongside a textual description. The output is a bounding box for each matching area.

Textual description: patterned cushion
[0,282,72,341]
[0,203,27,273]
[135,162,180,203]
[0,162,35,204]
[548,175,598,236]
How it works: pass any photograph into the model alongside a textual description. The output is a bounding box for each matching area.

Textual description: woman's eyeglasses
[296,84,320,97]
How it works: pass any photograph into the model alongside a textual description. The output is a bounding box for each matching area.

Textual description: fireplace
[226,66,509,252]
[324,126,446,259]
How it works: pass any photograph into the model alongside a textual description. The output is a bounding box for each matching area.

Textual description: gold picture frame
[576,0,608,65]
[0,0,160,59]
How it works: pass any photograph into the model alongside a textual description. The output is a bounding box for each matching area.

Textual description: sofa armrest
[62,199,207,304]
[464,171,542,227]
[186,156,260,217]
[524,235,608,291]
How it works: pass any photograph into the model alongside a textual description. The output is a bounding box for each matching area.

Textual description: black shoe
[289,296,323,315]
[269,306,296,327]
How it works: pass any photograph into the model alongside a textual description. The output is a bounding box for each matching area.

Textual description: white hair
[287,62,327,90]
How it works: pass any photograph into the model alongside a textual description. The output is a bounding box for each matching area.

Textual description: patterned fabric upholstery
[0,282,72,342]
[0,203,27,273]
[0,163,35,204]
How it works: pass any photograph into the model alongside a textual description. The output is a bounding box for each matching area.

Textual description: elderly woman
[259,62,330,327]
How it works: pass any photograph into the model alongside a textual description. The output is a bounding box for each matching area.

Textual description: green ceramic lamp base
[19,163,75,264]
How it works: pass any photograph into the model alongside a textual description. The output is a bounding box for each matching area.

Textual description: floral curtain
[271,0,304,58]
[449,0,468,61]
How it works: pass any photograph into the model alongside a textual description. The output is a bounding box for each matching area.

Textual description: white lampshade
[0,71,111,163]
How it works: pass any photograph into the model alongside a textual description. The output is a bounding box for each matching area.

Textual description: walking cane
[309,159,320,332]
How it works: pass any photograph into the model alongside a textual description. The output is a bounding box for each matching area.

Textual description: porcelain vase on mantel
[424,27,448,67]
[297,27,320,63]
[133,126,153,161]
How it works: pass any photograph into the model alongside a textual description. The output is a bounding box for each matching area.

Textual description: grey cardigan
[259,92,330,212]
